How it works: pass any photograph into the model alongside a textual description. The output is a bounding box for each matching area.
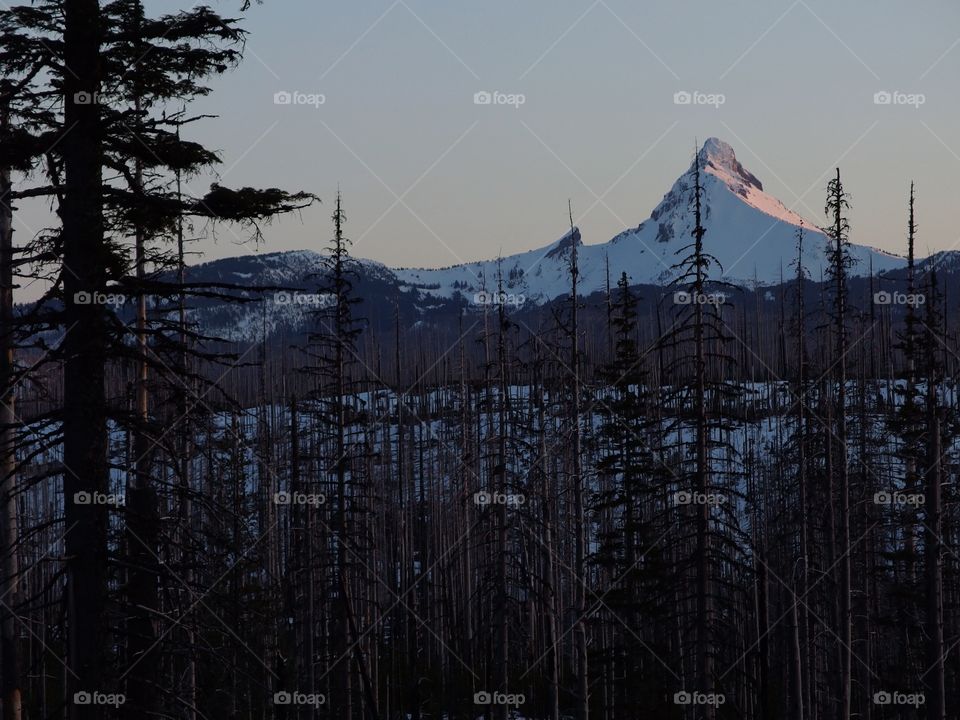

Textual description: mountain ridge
[387,137,902,300]
[178,137,915,340]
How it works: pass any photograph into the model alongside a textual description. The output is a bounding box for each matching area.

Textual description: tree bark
[124,81,160,716]
[0,113,23,720]
[62,2,109,717]
[924,392,945,719]
[568,209,589,720]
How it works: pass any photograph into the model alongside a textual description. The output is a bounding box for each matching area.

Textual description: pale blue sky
[18,0,960,286]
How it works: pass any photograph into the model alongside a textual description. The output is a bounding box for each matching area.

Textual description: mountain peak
[545,226,582,259]
[696,137,763,191]
[698,136,735,163]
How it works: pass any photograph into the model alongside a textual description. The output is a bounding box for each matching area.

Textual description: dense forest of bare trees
[0,2,958,719]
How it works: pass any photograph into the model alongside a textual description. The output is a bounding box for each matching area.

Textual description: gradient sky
[16,0,960,294]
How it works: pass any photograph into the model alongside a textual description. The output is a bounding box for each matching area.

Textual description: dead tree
[824,167,853,720]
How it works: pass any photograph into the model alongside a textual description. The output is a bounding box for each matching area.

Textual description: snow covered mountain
[393,137,903,302]
[182,137,908,340]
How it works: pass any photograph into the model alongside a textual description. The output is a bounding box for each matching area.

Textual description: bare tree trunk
[458,319,477,711]
[329,194,353,719]
[794,228,809,720]
[175,153,197,720]
[924,336,945,720]
[536,355,560,720]
[0,116,22,720]
[830,169,852,720]
[395,311,420,720]
[756,547,770,720]
[789,597,804,720]
[691,158,715,720]
[124,96,160,716]
[62,3,109,716]
[568,207,589,720]
[495,274,510,720]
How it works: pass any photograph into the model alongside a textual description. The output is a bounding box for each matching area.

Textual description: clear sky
[17,0,960,287]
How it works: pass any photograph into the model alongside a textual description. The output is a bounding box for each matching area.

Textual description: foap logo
[474,90,526,108]
[673,90,725,108]
[274,292,336,307]
[474,491,526,508]
[73,291,127,307]
[873,690,925,707]
[874,90,925,108]
[673,490,727,506]
[73,691,126,708]
[73,491,124,507]
[473,690,526,707]
[274,90,326,109]
[273,491,326,507]
[874,290,925,306]
[674,690,726,706]
[874,490,925,508]
[473,290,527,308]
[674,291,725,306]
[273,691,326,708]
[72,91,118,106]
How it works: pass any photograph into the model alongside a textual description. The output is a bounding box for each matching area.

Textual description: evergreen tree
[824,167,854,720]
